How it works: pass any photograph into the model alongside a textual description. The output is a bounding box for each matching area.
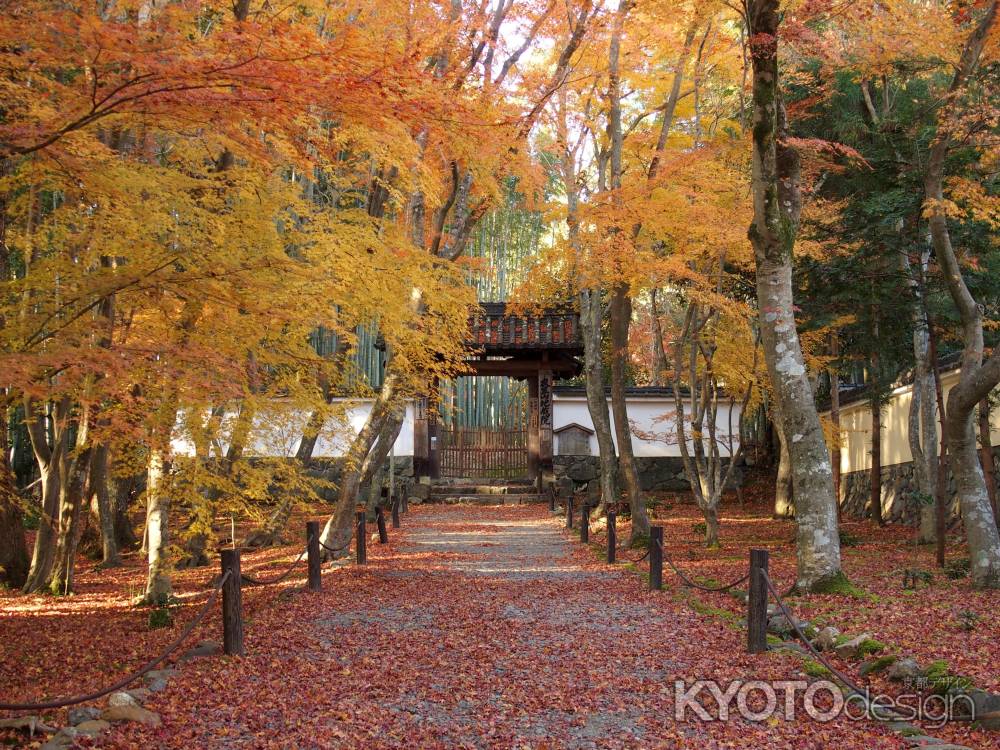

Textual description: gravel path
[116,504,909,749]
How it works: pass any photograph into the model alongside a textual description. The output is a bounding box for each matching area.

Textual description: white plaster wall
[828,370,1000,475]
[172,399,416,458]
[172,395,737,459]
[553,396,742,457]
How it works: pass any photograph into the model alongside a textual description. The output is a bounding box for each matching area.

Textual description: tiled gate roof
[468,302,581,351]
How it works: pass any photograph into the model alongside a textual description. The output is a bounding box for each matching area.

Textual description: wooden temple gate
[413,303,582,488]
[438,426,528,479]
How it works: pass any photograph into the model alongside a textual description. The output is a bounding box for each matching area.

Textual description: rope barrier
[617,545,651,564]
[761,570,902,717]
[240,537,313,587]
[0,571,231,712]
[318,538,343,555]
[317,518,366,555]
[657,538,750,593]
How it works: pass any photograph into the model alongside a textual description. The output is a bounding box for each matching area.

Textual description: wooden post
[538,368,554,490]
[391,496,400,529]
[376,505,388,544]
[527,375,540,487]
[747,548,769,654]
[306,521,321,592]
[607,510,617,563]
[401,486,409,513]
[649,526,663,591]
[413,397,430,481]
[580,505,589,543]
[220,549,244,656]
[565,494,574,529]
[356,511,367,565]
[548,484,556,512]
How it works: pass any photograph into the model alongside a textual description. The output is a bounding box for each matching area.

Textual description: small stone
[40,727,77,750]
[101,705,162,727]
[769,642,808,656]
[954,689,1000,729]
[68,706,102,726]
[858,657,892,677]
[126,687,152,704]
[107,690,140,707]
[767,614,807,636]
[884,721,922,736]
[904,736,946,747]
[144,668,179,683]
[974,709,1000,730]
[74,719,111,736]
[887,657,923,682]
[811,626,841,652]
[0,715,58,735]
[181,639,222,659]
[834,633,871,660]
[145,676,169,692]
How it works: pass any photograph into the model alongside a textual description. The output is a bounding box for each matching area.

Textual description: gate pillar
[413,395,432,482]
[527,375,540,485]
[539,367,554,490]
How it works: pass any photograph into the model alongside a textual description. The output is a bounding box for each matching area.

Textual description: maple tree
[2,5,1000,745]
[2,1,1000,748]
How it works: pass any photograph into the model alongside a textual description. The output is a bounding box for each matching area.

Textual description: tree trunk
[364,406,406,491]
[747,0,843,591]
[0,164,27,589]
[830,335,841,516]
[0,450,29,589]
[923,0,1000,587]
[318,368,401,557]
[979,398,998,528]
[774,423,794,518]
[649,289,669,387]
[142,447,173,604]
[112,470,141,551]
[580,288,618,509]
[704,504,719,547]
[605,1,648,541]
[902,245,938,543]
[870,395,884,526]
[47,442,94,595]
[610,286,650,541]
[22,398,67,593]
[910,366,939,543]
[929,326,949,566]
[90,443,120,567]
[671,302,753,545]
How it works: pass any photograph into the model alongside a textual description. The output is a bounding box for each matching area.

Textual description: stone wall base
[553,455,742,494]
[839,446,1000,523]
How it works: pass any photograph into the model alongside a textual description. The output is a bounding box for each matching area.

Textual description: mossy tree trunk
[923,0,1000,588]
[746,0,843,592]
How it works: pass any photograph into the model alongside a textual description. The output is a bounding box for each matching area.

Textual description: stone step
[431,485,530,495]
[430,493,544,505]
[431,477,535,487]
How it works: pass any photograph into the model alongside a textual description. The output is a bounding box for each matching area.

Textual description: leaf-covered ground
[2,501,996,748]
[608,490,1000,749]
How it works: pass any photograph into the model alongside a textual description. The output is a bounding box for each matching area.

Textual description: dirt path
[116,504,908,749]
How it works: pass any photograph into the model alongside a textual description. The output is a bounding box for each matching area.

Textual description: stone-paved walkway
[117,504,908,749]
